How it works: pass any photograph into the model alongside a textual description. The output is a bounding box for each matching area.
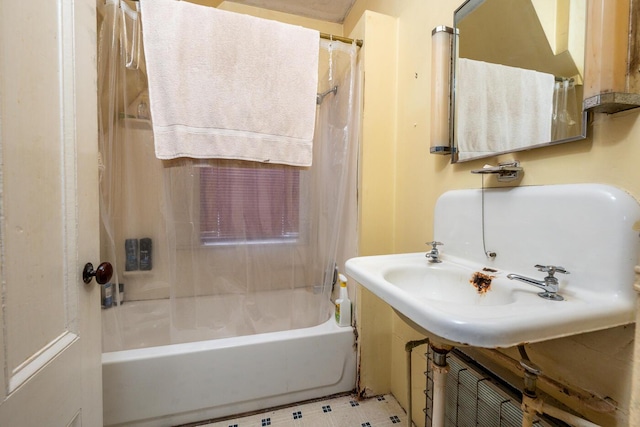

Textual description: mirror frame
[450,0,589,163]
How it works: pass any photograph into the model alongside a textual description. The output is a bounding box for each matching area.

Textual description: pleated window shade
[200,165,300,243]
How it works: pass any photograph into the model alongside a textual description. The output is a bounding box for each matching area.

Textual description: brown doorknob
[83,262,113,284]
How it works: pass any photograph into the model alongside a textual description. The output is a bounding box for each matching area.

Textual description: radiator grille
[424,349,561,427]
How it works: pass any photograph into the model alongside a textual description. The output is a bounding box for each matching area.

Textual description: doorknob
[83,262,113,284]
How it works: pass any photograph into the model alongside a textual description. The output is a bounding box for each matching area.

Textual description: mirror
[452,0,588,162]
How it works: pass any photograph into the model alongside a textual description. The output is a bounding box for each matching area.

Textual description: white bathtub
[102,293,357,427]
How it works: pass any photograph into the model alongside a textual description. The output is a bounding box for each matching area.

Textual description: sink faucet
[425,241,443,263]
[507,265,569,301]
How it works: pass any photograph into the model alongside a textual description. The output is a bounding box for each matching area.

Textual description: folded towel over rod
[140,0,320,166]
[455,58,555,161]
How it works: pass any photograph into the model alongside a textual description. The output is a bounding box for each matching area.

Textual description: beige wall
[345,1,639,426]
[347,10,399,395]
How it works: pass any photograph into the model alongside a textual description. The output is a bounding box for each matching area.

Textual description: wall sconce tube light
[430,26,455,154]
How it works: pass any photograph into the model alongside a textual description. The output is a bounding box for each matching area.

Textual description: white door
[0,0,102,426]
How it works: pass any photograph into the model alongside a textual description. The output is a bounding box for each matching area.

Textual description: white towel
[456,59,555,161]
[140,0,320,166]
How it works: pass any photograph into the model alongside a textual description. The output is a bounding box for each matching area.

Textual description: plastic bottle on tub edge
[335,273,352,327]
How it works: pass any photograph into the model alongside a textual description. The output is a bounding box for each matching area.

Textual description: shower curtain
[97,0,360,351]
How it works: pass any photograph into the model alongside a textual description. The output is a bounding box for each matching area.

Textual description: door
[0,0,102,425]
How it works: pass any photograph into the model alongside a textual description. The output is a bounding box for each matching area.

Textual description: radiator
[424,349,563,427]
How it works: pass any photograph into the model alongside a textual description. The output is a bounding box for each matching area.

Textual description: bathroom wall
[347,10,399,396]
[344,1,639,426]
[108,0,638,423]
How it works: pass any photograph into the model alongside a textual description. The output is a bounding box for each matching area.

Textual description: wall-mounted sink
[347,252,634,348]
[346,184,640,348]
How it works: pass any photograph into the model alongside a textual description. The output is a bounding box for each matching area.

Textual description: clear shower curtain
[97,0,360,351]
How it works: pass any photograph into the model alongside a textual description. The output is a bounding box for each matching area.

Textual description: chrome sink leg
[430,344,452,427]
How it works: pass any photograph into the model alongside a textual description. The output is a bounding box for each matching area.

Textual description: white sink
[346,184,640,349]
[347,252,634,348]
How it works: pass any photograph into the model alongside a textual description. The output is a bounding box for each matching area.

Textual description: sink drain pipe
[405,338,429,427]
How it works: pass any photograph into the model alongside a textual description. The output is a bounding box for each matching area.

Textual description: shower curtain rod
[320,32,363,48]
[126,0,362,47]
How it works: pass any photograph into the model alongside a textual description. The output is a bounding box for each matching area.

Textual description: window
[200,163,300,244]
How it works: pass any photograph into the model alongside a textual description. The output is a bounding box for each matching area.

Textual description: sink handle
[426,241,443,249]
[534,265,569,276]
[425,241,443,263]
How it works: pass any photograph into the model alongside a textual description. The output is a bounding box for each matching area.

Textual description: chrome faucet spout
[507,265,569,301]
[506,273,549,290]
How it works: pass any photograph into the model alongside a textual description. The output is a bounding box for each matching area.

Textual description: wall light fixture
[430,26,456,155]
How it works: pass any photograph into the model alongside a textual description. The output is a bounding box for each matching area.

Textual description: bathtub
[102,292,357,427]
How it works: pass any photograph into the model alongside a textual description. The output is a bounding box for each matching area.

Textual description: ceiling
[226,0,357,23]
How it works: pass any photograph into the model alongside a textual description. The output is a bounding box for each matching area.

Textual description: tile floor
[193,394,412,427]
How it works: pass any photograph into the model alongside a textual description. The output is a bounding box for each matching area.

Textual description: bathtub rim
[102,311,344,364]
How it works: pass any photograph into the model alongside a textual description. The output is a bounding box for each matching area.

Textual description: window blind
[200,165,300,243]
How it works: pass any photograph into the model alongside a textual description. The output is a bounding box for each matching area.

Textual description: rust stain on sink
[470,271,494,294]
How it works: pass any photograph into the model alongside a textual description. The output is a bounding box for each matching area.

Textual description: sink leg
[430,345,451,427]
[521,398,537,427]
[519,359,541,427]
[518,359,600,427]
